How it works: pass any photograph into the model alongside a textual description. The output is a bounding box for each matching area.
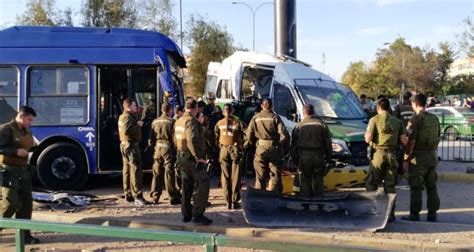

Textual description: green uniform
[175,112,210,220]
[245,110,289,195]
[365,111,404,194]
[118,111,143,200]
[0,119,37,235]
[149,114,180,203]
[406,111,440,218]
[290,116,332,197]
[215,115,244,205]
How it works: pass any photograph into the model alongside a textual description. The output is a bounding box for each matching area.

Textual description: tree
[81,0,137,28]
[457,16,474,58]
[56,7,74,26]
[17,0,56,26]
[341,61,367,96]
[185,14,235,96]
[435,42,456,95]
[137,0,177,39]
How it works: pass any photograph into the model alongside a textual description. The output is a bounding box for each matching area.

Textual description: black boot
[401,214,420,221]
[25,231,40,244]
[192,215,213,225]
[427,212,437,222]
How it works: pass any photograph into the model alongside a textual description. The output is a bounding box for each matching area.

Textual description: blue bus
[0,26,186,190]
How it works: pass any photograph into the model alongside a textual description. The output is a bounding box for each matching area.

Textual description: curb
[438,172,474,182]
[31,211,474,251]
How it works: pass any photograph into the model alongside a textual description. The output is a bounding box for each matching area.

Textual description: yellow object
[323,167,367,191]
[282,174,295,194]
[285,167,368,194]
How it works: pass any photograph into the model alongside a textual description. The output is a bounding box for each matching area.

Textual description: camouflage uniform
[0,120,37,238]
[149,114,181,204]
[245,110,289,195]
[118,111,143,200]
[215,115,244,207]
[174,112,210,220]
[406,111,441,220]
[290,115,332,197]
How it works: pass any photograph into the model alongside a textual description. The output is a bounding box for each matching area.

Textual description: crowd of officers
[0,91,441,244]
[117,95,333,225]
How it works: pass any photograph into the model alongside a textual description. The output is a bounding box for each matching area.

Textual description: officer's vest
[414,112,440,151]
[373,113,401,149]
[175,114,193,151]
[152,116,174,143]
[0,122,35,166]
[296,117,327,150]
[217,116,241,146]
[399,104,414,126]
[118,112,142,142]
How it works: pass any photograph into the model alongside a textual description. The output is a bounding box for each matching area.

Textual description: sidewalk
[437,161,474,182]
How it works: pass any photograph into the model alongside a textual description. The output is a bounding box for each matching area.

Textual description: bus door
[0,67,19,124]
[97,66,158,171]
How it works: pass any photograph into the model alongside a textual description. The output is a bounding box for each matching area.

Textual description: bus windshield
[296,79,365,119]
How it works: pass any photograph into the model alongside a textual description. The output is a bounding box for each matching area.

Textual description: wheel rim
[51,156,77,179]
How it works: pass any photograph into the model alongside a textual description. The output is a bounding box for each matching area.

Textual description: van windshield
[296,79,365,119]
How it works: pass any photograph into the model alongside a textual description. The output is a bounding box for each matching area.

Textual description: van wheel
[37,143,89,190]
[445,127,458,141]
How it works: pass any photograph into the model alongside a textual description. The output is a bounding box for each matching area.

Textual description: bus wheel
[37,142,89,190]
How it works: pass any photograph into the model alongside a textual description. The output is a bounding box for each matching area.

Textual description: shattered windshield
[296,79,365,119]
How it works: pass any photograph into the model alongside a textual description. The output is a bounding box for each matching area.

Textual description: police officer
[245,98,289,195]
[173,104,185,190]
[365,98,406,222]
[148,103,181,205]
[118,98,147,206]
[0,106,39,244]
[290,104,332,198]
[393,92,415,175]
[402,93,441,222]
[394,92,415,128]
[215,104,244,209]
[174,99,212,225]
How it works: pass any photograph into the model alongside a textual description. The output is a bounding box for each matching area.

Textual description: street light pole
[232,1,273,51]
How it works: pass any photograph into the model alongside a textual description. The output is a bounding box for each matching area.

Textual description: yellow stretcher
[282,167,368,195]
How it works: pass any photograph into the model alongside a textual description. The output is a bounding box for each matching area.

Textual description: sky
[0,0,472,81]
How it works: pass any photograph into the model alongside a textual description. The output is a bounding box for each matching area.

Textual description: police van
[205,51,369,166]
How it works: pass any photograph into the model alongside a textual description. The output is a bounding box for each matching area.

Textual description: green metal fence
[0,218,371,252]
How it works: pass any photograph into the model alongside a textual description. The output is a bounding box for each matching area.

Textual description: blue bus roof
[0,26,186,67]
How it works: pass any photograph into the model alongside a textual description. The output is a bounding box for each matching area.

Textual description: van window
[216,79,233,99]
[273,83,296,118]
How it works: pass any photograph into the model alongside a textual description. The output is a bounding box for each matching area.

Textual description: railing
[0,218,370,252]
[437,111,474,162]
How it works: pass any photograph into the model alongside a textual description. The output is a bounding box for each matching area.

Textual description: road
[1,174,474,251]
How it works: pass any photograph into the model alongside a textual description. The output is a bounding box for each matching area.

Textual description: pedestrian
[290,104,332,198]
[393,92,415,175]
[0,106,40,244]
[402,93,441,222]
[148,103,181,205]
[174,99,212,225]
[173,104,185,190]
[245,98,290,195]
[365,98,407,222]
[215,104,244,209]
[118,98,147,206]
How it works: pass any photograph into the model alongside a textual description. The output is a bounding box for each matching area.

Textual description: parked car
[426,106,474,140]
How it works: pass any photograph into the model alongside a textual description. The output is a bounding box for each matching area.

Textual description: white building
[449,57,474,77]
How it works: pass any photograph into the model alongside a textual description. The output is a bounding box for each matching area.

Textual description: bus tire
[37,142,89,190]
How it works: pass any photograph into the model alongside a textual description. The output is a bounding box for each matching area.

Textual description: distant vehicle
[426,106,474,140]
